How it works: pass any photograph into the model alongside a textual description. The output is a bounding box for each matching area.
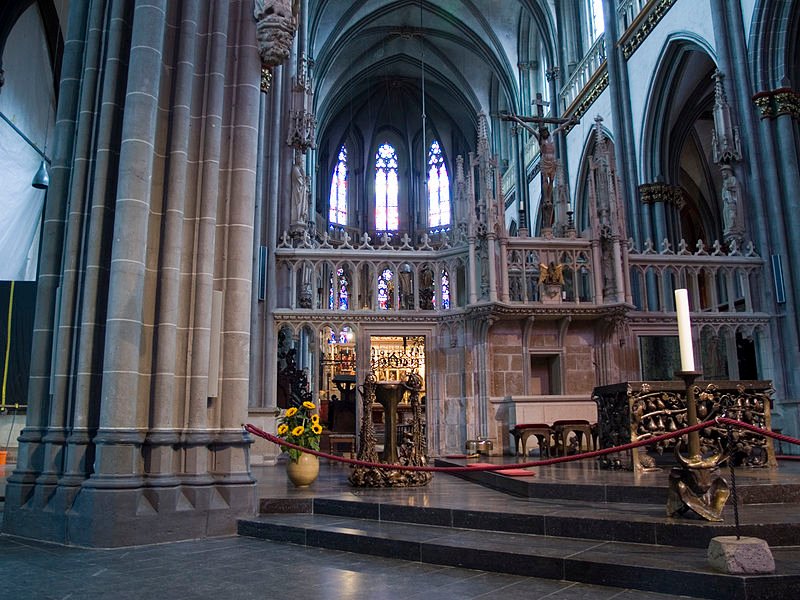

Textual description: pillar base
[3,481,256,547]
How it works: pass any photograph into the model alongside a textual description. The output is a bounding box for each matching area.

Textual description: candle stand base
[665,370,731,522]
[666,455,730,521]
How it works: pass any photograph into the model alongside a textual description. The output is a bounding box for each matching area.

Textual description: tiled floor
[0,533,699,600]
[0,460,710,600]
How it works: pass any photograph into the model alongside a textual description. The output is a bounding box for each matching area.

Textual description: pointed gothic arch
[639,36,722,248]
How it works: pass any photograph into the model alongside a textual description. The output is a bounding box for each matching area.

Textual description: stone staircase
[238,462,800,600]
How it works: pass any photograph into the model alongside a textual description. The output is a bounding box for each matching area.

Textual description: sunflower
[276,399,322,462]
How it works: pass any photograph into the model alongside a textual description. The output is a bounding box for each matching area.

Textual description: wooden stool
[509,423,553,457]
[552,419,593,456]
[327,433,356,457]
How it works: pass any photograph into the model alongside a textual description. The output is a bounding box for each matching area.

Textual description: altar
[592,380,777,472]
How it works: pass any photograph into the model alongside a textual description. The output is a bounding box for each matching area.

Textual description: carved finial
[594,114,604,146]
[477,111,489,155]
[711,70,742,164]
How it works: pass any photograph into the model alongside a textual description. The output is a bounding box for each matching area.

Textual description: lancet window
[441,269,451,310]
[377,267,394,310]
[375,143,399,232]
[427,140,450,228]
[328,267,349,310]
[588,0,604,40]
[329,145,348,225]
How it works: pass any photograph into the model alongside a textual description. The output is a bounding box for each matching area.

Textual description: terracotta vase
[286,452,319,487]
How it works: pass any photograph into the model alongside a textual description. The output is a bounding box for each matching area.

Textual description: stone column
[4,0,259,548]
[4,0,92,519]
[487,232,498,302]
[601,0,641,244]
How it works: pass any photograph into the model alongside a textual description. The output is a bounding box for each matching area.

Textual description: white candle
[674,288,695,372]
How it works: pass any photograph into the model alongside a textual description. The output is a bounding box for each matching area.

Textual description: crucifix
[500,93,578,230]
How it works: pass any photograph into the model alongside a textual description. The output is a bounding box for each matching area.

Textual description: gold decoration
[753,88,800,120]
[261,66,273,93]
[620,0,678,60]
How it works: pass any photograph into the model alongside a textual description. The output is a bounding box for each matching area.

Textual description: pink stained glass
[329,146,348,225]
[427,140,450,228]
[375,143,399,232]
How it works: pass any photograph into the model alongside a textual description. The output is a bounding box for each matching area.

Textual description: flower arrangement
[276,400,322,462]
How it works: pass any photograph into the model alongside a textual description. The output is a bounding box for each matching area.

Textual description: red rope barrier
[245,419,798,473]
[244,418,792,473]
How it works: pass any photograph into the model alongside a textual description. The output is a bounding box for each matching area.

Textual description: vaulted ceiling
[308,0,557,162]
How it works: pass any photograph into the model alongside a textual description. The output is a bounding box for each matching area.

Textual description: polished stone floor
[0,459,712,600]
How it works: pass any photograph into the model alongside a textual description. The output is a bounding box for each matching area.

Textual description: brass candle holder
[666,370,730,521]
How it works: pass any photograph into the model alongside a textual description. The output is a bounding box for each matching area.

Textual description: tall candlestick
[674,288,695,371]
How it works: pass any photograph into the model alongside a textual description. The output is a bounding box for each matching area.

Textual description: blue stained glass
[338,268,349,310]
[378,267,393,310]
[441,269,451,310]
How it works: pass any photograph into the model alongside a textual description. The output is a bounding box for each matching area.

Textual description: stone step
[434,458,800,505]
[237,512,800,600]
[257,495,800,549]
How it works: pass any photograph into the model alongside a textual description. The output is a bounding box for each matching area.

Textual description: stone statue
[254,0,298,67]
[721,168,739,235]
[291,154,308,224]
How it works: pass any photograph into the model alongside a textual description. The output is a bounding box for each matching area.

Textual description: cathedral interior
[0,0,799,551]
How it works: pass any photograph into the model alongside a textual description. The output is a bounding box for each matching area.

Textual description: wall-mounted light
[32,159,49,189]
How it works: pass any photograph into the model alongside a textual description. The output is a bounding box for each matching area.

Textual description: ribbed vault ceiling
[309,0,555,154]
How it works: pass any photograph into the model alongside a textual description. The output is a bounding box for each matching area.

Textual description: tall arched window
[329,145,348,225]
[587,0,604,41]
[375,143,399,232]
[427,140,450,228]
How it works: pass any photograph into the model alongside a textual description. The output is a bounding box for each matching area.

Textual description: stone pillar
[601,0,641,244]
[487,232,498,302]
[3,0,258,548]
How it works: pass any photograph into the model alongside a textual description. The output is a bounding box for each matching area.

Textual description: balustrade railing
[627,238,764,313]
[617,0,651,32]
[560,35,606,113]
[274,228,765,318]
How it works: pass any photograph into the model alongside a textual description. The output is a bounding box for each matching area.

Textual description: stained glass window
[377,267,394,310]
[329,145,348,225]
[375,143,399,232]
[441,269,451,310]
[328,267,349,310]
[427,140,450,228]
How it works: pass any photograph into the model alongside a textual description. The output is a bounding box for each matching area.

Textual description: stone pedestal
[707,536,775,574]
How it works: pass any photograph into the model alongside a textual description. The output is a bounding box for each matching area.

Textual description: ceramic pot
[286,452,319,487]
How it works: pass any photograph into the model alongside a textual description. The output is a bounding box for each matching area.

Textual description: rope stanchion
[244,419,800,475]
